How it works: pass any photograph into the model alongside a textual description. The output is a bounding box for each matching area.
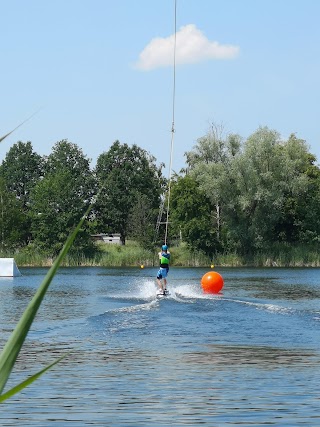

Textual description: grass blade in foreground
[0,203,92,397]
[0,354,67,403]
[0,111,41,143]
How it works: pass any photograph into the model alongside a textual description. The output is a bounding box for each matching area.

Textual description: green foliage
[14,244,52,266]
[0,178,27,249]
[185,122,241,167]
[181,125,320,257]
[98,242,153,267]
[127,193,159,249]
[229,129,312,250]
[170,175,218,256]
[185,125,242,253]
[5,239,320,268]
[0,141,43,210]
[29,140,96,256]
[0,141,44,246]
[95,141,164,244]
[168,242,211,267]
[1,124,320,262]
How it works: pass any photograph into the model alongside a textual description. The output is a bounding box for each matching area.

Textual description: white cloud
[134,24,239,71]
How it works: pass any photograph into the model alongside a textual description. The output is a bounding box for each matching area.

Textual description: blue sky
[1,0,320,175]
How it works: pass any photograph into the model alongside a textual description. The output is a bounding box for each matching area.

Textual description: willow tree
[184,125,319,255]
[274,133,320,243]
[227,128,314,251]
[185,124,241,250]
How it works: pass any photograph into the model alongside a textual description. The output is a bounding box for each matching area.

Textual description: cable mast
[154,0,177,246]
[164,0,177,245]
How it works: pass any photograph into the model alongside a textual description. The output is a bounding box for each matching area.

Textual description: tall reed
[0,202,94,401]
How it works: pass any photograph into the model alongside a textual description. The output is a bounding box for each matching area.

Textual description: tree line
[171,125,320,258]
[1,125,320,259]
[0,139,164,256]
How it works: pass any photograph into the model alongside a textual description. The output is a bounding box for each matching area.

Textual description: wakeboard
[156,289,170,298]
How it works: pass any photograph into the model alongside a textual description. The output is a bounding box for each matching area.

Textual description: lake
[0,266,319,426]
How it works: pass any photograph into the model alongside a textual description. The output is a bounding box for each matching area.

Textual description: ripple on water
[1,267,320,426]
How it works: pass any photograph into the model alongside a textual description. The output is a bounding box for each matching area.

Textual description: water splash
[173,283,222,300]
[106,300,158,314]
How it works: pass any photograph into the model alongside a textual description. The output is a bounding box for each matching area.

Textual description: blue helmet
[162,244,168,251]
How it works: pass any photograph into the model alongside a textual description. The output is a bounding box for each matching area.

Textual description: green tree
[95,141,164,245]
[184,126,319,255]
[185,122,241,168]
[274,135,320,243]
[185,125,241,251]
[230,129,312,251]
[0,141,43,209]
[0,177,26,250]
[127,193,158,248]
[0,141,44,245]
[170,175,217,255]
[30,140,96,255]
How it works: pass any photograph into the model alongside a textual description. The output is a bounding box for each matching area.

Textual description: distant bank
[6,241,320,268]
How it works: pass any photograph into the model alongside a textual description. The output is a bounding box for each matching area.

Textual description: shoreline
[4,241,320,269]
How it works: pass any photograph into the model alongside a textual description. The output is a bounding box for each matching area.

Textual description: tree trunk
[215,203,221,242]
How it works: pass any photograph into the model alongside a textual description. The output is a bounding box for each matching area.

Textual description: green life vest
[161,255,169,265]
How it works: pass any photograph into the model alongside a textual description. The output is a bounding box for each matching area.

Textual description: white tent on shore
[0,258,21,277]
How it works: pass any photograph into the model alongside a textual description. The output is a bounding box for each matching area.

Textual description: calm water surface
[0,267,319,426]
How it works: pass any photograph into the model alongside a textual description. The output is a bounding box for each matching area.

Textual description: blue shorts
[157,267,168,279]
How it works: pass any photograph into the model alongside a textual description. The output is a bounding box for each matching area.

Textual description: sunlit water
[1,267,320,426]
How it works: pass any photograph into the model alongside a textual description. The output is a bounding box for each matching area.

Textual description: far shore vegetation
[3,240,320,268]
[2,126,320,270]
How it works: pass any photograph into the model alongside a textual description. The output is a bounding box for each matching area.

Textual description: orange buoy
[201,271,224,294]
